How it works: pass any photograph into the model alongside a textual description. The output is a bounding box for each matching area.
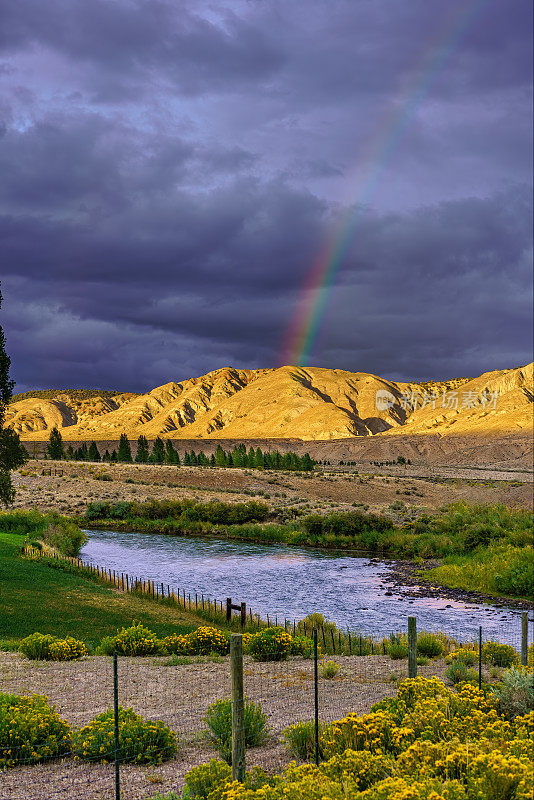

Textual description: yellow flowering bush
[161,633,189,655]
[0,692,72,768]
[465,751,533,800]
[196,677,533,800]
[322,749,395,790]
[187,627,230,656]
[73,706,177,764]
[99,623,162,656]
[321,711,399,757]
[445,648,477,666]
[48,637,88,661]
[482,642,519,668]
[248,627,293,661]
[18,632,87,661]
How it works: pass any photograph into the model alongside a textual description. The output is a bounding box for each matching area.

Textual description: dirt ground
[0,650,450,800]
[11,458,533,522]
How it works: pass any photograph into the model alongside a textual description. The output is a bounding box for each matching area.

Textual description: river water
[81,529,528,645]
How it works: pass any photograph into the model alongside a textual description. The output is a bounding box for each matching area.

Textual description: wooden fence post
[231,634,245,782]
[226,598,232,623]
[240,602,246,628]
[408,616,417,678]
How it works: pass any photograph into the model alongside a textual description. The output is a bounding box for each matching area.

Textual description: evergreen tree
[210,453,215,466]
[110,449,117,462]
[47,427,65,460]
[189,450,198,466]
[215,445,227,467]
[282,452,292,471]
[165,440,179,464]
[290,452,300,471]
[135,435,149,463]
[231,446,244,467]
[80,441,89,461]
[88,441,100,462]
[150,436,165,463]
[198,451,209,466]
[102,449,111,462]
[247,447,255,468]
[302,453,314,471]
[117,433,133,463]
[183,452,191,465]
[66,444,75,460]
[253,447,264,470]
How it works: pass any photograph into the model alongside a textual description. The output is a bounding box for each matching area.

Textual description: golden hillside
[7,363,533,441]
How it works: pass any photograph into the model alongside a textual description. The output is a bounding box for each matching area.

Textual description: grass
[0,532,208,648]
[421,544,534,601]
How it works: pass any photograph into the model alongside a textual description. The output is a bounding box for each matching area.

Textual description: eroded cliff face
[7,363,533,441]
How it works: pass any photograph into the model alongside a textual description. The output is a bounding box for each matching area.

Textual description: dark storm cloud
[0,0,532,392]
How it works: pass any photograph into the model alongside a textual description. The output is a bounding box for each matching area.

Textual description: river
[80,529,528,645]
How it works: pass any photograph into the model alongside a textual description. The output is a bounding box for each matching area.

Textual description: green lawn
[0,532,207,648]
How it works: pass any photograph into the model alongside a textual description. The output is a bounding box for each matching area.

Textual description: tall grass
[425,544,534,599]
[0,510,86,556]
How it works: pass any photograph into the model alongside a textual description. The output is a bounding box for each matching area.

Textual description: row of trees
[46,429,315,471]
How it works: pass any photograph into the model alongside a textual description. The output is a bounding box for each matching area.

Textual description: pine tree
[247,447,255,468]
[66,444,75,460]
[117,433,133,463]
[165,440,179,465]
[47,427,65,460]
[80,441,89,461]
[210,453,215,466]
[183,452,191,465]
[302,453,314,471]
[150,437,165,463]
[135,435,149,463]
[215,445,227,467]
[88,441,100,462]
[102,449,110,462]
[110,449,117,462]
[253,447,264,470]
[189,450,198,466]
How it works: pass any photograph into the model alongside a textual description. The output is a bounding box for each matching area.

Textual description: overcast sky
[1,0,532,393]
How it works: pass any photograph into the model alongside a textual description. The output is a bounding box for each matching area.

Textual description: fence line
[20,545,534,658]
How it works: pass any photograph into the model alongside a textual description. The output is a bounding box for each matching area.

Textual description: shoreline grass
[0,532,208,647]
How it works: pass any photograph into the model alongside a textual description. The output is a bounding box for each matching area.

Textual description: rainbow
[279,0,493,368]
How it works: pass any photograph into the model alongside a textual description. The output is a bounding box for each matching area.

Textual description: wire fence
[1,611,532,800]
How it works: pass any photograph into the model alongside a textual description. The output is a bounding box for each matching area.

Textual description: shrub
[248,627,293,662]
[320,660,340,679]
[18,632,87,661]
[73,707,177,764]
[297,613,337,633]
[39,513,87,557]
[416,633,443,658]
[445,659,478,686]
[322,749,395,791]
[187,627,229,656]
[282,720,323,761]
[161,634,189,655]
[445,647,477,666]
[182,759,231,799]
[389,643,408,660]
[0,692,72,768]
[101,623,161,656]
[290,635,314,658]
[491,666,534,719]
[204,697,269,764]
[482,641,519,668]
